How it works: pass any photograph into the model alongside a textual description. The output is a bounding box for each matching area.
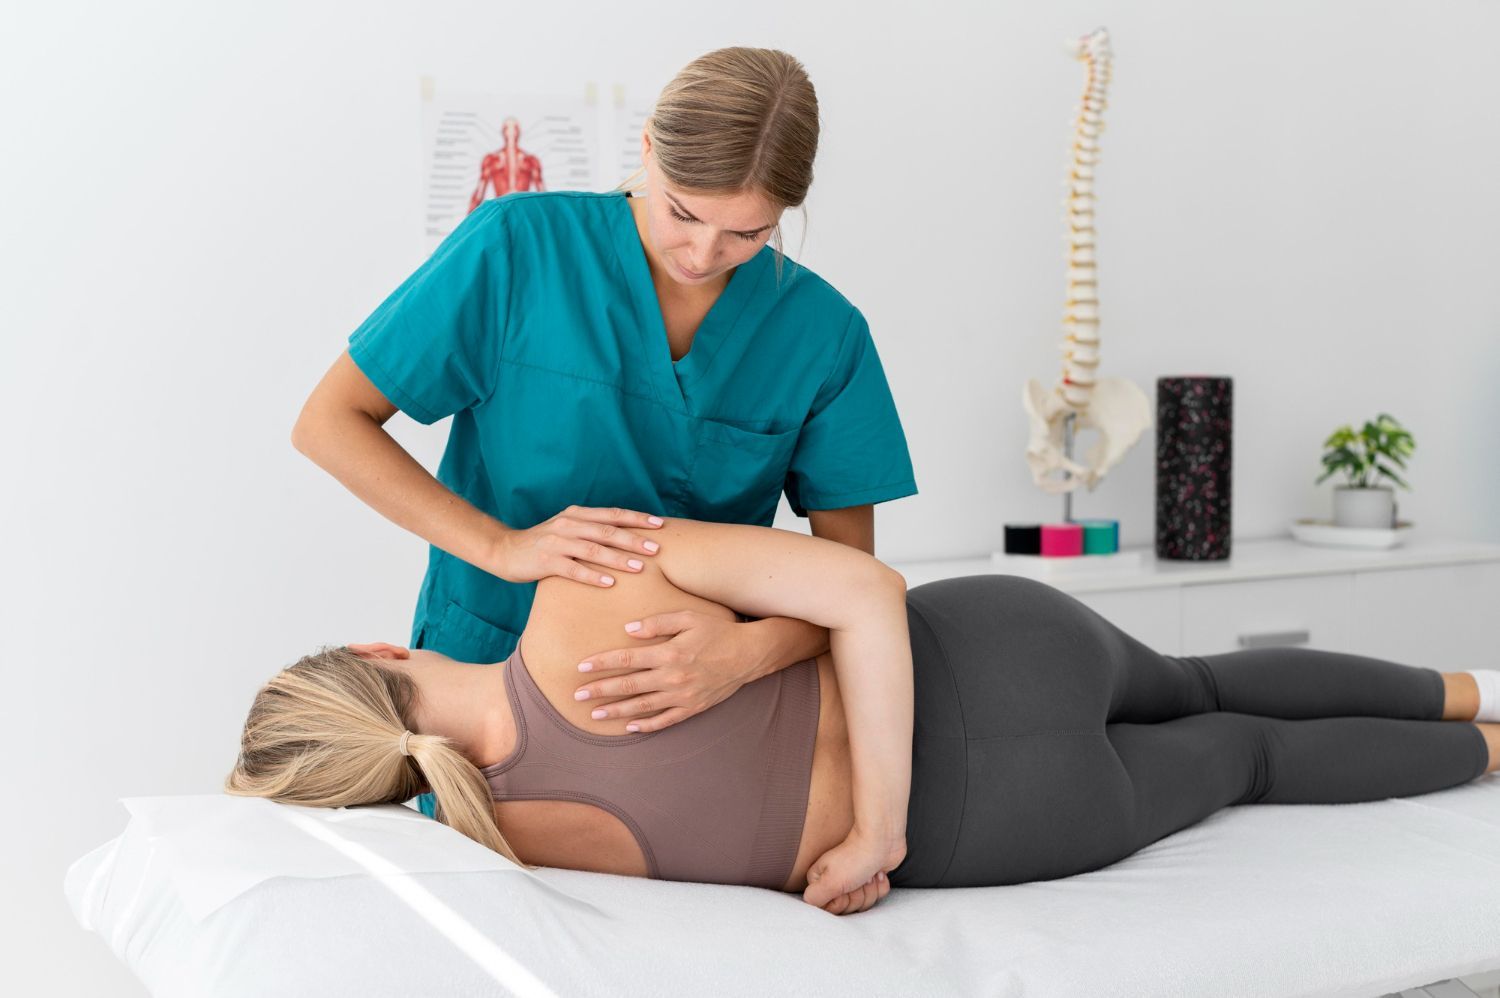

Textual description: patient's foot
[1465,669,1500,722]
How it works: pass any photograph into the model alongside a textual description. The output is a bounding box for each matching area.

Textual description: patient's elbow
[289,416,310,456]
[289,406,321,458]
[858,563,907,601]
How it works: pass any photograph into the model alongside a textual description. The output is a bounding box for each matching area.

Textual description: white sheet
[89,795,588,923]
[65,778,1500,998]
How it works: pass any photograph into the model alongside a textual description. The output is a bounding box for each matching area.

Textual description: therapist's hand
[491,505,664,587]
[571,610,756,732]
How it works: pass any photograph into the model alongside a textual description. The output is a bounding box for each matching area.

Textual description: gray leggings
[886,574,1491,888]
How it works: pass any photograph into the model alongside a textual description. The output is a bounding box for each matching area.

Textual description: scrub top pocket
[434,598,523,665]
[689,419,800,522]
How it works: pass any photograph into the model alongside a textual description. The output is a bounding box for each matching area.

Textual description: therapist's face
[638,129,781,287]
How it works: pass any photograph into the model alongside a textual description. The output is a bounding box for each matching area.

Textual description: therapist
[291,46,917,817]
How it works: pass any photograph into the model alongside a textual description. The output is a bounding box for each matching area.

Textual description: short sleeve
[346,199,511,425]
[783,306,918,517]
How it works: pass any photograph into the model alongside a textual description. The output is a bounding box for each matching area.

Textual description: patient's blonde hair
[224,646,531,869]
[614,45,818,283]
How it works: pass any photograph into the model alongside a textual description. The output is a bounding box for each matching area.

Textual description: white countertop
[887,532,1500,593]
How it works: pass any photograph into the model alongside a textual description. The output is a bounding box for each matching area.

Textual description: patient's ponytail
[225,645,533,870]
[398,728,530,867]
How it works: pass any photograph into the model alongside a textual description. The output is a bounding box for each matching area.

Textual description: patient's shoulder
[519,550,738,737]
[527,527,739,654]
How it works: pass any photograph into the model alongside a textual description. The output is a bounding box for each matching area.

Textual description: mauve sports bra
[481,615,822,890]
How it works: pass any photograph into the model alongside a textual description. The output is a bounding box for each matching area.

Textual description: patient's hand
[571,610,758,733]
[802,828,905,915]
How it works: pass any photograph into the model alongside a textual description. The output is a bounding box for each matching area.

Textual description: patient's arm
[741,504,874,681]
[650,517,894,635]
[652,518,913,843]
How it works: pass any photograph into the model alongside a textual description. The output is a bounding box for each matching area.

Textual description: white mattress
[64,778,1500,998]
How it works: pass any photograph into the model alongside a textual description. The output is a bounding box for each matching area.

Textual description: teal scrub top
[346,189,917,668]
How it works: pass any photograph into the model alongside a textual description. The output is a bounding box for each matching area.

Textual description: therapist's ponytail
[225,646,533,870]
[616,45,819,284]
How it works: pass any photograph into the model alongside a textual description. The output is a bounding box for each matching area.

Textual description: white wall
[5,1,1497,992]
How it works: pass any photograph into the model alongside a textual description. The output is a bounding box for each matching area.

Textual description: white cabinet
[1348,561,1500,672]
[1179,574,1352,654]
[890,536,1500,661]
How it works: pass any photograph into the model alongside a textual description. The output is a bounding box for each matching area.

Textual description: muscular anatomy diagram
[1023,27,1152,495]
[468,116,545,213]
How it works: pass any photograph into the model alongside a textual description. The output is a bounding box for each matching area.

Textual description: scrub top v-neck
[346,188,917,668]
[613,191,760,413]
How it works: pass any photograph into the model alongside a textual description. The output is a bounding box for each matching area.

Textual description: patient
[226,517,1500,915]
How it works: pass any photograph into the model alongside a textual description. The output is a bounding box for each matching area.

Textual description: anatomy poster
[609,98,654,190]
[420,91,597,252]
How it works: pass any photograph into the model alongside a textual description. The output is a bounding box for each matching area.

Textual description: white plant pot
[1332,485,1396,528]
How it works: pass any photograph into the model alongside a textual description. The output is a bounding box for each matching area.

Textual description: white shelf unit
[890,535,1500,667]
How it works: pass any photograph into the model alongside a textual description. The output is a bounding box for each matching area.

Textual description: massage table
[64,777,1500,997]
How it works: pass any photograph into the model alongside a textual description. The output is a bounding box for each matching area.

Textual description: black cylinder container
[1155,376,1232,561]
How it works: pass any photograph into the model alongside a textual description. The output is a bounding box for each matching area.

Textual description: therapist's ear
[347,642,411,661]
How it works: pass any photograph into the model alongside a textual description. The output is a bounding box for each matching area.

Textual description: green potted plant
[1315,412,1415,529]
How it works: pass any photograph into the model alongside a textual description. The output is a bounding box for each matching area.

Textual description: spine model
[1023,27,1151,495]
[1060,28,1111,412]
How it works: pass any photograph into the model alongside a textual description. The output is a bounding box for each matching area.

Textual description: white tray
[1288,517,1413,549]
[990,548,1148,575]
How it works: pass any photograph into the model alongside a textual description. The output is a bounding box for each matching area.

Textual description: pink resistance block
[1039,522,1084,556]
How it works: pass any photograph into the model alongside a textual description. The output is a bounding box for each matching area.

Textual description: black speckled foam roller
[1155,376,1232,560]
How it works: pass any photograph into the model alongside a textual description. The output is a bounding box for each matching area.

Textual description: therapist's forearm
[292,409,509,573]
[745,616,831,681]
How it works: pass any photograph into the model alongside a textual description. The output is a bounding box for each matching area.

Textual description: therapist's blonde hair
[224,646,532,869]
[616,46,817,283]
